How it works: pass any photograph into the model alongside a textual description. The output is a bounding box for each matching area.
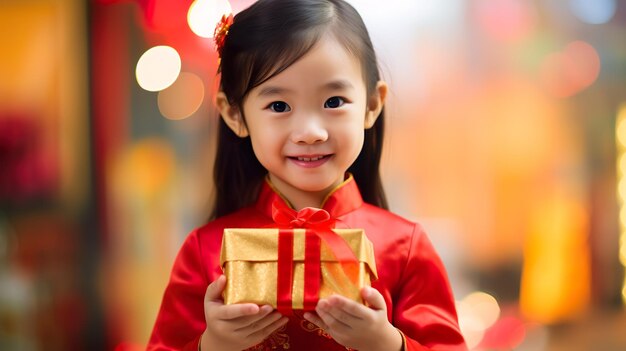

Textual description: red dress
[148,176,467,350]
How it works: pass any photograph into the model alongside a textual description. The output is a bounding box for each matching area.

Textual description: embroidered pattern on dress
[300,318,333,339]
[246,325,290,350]
[298,314,355,351]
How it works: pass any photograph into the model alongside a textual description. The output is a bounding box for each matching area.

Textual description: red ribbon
[272,200,358,313]
[303,229,321,311]
[277,229,294,314]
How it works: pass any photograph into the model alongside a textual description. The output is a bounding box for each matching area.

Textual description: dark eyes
[324,96,345,108]
[266,97,346,112]
[268,101,291,113]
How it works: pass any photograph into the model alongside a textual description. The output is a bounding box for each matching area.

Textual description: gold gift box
[220,228,378,310]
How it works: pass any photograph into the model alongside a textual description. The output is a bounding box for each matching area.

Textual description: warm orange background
[1,0,625,350]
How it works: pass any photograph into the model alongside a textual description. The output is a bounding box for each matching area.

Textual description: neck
[268,174,339,210]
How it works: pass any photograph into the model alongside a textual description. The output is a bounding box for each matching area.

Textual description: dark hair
[210,0,387,219]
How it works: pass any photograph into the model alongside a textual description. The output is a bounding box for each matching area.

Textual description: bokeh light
[188,0,233,38]
[569,0,616,25]
[615,104,626,304]
[9,0,626,348]
[113,139,176,199]
[521,192,591,324]
[157,72,205,120]
[619,154,626,175]
[456,291,501,349]
[473,0,536,42]
[564,41,601,89]
[618,178,626,203]
[619,206,626,227]
[540,40,600,98]
[621,232,626,265]
[463,292,501,328]
[135,46,181,92]
[618,106,626,147]
[456,301,486,349]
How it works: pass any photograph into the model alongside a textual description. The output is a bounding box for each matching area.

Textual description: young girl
[148,0,467,350]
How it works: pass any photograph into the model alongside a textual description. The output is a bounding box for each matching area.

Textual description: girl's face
[219,36,386,208]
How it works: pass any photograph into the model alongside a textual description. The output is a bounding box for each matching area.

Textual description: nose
[290,114,328,144]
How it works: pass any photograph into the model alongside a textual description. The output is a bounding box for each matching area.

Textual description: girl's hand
[303,287,403,351]
[200,275,289,351]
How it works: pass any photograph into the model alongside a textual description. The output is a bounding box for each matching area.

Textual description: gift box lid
[220,228,378,278]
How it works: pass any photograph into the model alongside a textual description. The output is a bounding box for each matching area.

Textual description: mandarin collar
[255,174,364,219]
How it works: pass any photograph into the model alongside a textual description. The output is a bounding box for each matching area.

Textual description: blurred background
[1,0,625,350]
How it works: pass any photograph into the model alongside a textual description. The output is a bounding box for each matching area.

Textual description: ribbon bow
[271,200,358,313]
[273,206,332,228]
[272,200,358,263]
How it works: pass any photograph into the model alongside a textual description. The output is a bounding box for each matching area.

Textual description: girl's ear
[215,92,249,137]
[364,81,388,129]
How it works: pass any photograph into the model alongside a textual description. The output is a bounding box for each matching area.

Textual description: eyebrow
[323,79,354,91]
[256,80,355,98]
[256,86,294,97]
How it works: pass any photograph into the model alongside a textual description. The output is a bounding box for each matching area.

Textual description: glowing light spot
[456,291,501,349]
[456,300,486,349]
[136,46,181,92]
[616,104,626,306]
[618,107,626,147]
[473,0,536,42]
[463,292,501,329]
[520,193,591,324]
[619,206,626,227]
[565,41,601,88]
[569,0,616,25]
[540,41,600,98]
[621,234,626,265]
[618,178,626,203]
[619,154,626,175]
[188,0,232,38]
[116,139,176,199]
[158,72,205,120]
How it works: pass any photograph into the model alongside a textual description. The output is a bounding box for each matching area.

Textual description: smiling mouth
[287,154,332,162]
[295,155,326,162]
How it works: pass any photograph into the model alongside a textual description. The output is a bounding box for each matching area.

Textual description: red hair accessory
[214,13,233,58]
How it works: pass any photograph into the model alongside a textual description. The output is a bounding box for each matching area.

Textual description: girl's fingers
[318,297,367,328]
[320,305,359,328]
[237,310,285,335]
[204,275,227,302]
[316,301,352,331]
[327,295,368,320]
[247,315,289,341]
[216,303,261,320]
[361,286,387,311]
[232,306,279,332]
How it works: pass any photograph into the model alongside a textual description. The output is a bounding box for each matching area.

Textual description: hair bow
[214,13,233,58]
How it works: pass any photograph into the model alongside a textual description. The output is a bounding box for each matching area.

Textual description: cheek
[249,130,282,165]
[339,126,365,160]
[353,131,366,157]
[249,136,269,163]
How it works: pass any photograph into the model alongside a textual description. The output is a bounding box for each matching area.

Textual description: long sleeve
[147,177,467,350]
[147,230,207,351]
[393,224,467,351]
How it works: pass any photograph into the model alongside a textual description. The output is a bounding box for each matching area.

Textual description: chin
[294,180,337,194]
